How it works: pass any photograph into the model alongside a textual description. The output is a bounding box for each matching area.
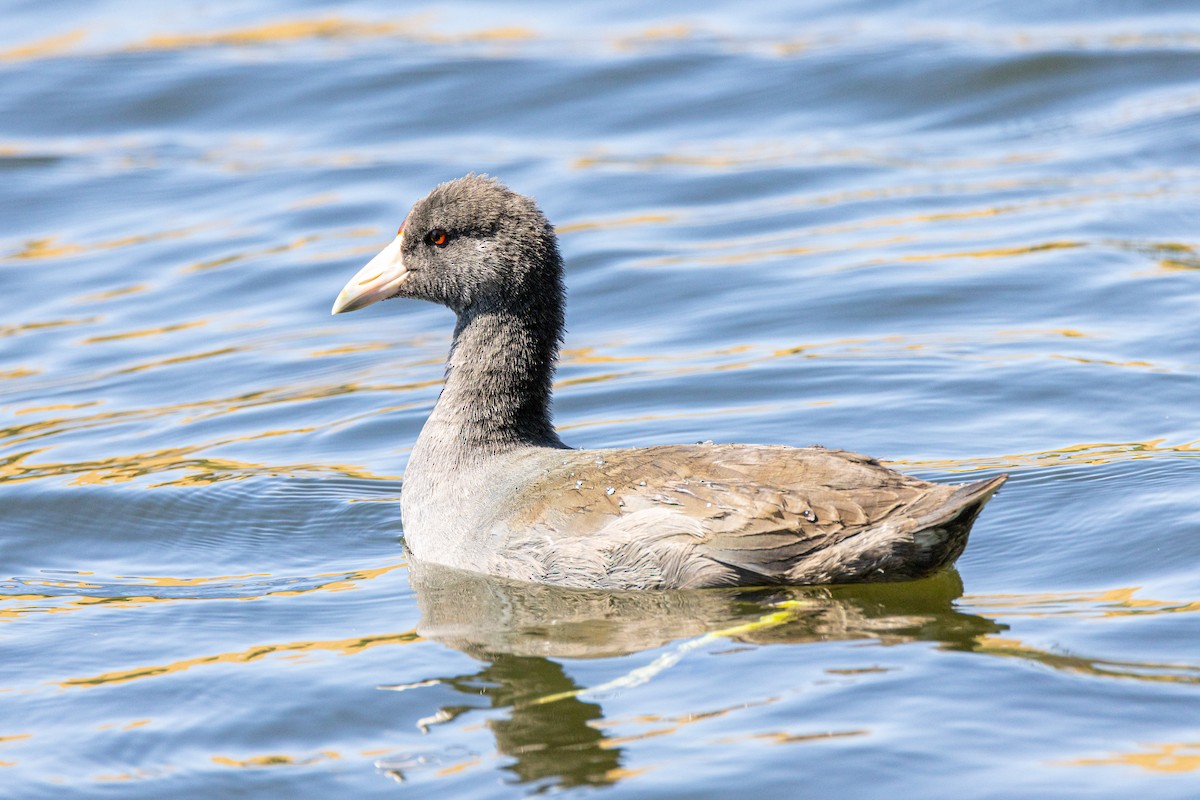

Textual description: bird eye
[426,228,449,248]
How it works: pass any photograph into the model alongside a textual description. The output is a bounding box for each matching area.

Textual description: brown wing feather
[496,444,1003,588]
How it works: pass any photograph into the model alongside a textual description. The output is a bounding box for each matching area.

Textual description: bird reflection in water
[377,562,1003,788]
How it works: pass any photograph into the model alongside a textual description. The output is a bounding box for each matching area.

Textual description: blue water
[3,2,1200,797]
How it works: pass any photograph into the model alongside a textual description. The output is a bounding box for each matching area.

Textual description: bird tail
[786,474,1008,584]
[903,473,1008,569]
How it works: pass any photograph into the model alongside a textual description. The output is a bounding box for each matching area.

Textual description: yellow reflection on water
[212,750,340,768]
[59,629,420,688]
[186,235,316,272]
[4,226,200,261]
[609,173,1170,272]
[611,23,694,52]
[309,341,395,358]
[181,227,377,270]
[1,317,99,339]
[113,346,238,376]
[556,404,776,434]
[82,321,206,344]
[4,16,1195,67]
[96,719,152,731]
[1050,354,1158,370]
[898,240,1084,263]
[269,562,407,596]
[968,587,1200,619]
[638,227,918,268]
[769,27,1200,58]
[288,192,340,210]
[75,284,149,303]
[436,757,483,777]
[93,767,174,782]
[0,375,426,481]
[1133,241,1200,272]
[553,332,1000,396]
[546,329,1187,430]
[800,185,1142,242]
[741,729,869,745]
[560,347,653,366]
[974,634,1199,685]
[0,732,31,769]
[0,563,407,622]
[573,151,788,171]
[0,30,85,61]
[556,213,676,235]
[109,573,268,589]
[128,17,535,52]
[1059,743,1200,773]
[553,342,757,389]
[2,324,1180,486]
[0,435,396,487]
[996,328,1087,339]
[136,18,405,49]
[595,701,774,750]
[574,143,1054,175]
[903,438,1200,473]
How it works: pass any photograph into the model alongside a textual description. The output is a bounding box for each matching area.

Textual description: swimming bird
[332,175,1006,589]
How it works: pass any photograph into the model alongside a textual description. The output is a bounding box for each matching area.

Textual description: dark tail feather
[786,473,1008,584]
[900,473,1008,576]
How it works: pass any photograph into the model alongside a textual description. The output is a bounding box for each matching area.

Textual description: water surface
[2,1,1200,797]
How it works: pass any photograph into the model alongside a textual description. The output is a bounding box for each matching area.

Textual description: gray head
[332,174,564,318]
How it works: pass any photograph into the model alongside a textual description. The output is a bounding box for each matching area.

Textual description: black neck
[419,296,566,459]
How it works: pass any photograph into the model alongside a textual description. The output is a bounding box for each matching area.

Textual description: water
[3,1,1199,796]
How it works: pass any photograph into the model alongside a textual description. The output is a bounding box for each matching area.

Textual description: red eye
[426,228,449,247]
